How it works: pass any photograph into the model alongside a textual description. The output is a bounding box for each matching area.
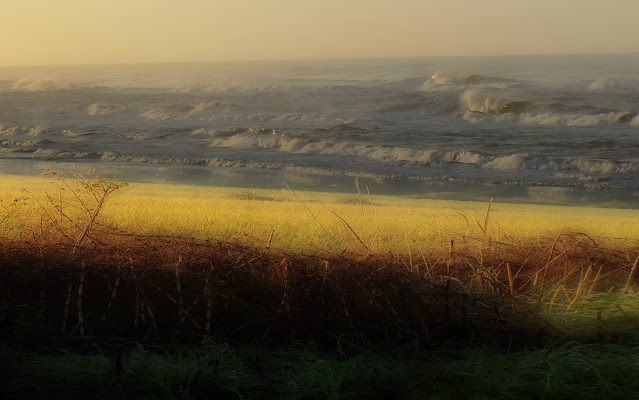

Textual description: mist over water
[1,54,638,207]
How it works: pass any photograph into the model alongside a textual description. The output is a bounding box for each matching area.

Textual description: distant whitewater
[1,54,638,207]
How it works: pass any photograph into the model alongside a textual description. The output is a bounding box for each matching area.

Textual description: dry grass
[3,172,639,256]
[2,170,639,347]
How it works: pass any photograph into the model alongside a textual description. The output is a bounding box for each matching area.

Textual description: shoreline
[2,159,639,209]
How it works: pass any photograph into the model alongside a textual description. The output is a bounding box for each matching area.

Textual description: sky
[2,0,639,66]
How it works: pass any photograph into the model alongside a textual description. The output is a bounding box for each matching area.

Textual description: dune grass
[3,170,639,399]
[3,172,639,257]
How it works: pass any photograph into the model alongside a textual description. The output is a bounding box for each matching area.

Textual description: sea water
[1,54,638,207]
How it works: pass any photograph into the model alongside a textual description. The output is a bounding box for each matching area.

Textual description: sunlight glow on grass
[3,174,639,257]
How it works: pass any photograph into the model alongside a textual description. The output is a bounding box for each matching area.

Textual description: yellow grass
[2,173,639,256]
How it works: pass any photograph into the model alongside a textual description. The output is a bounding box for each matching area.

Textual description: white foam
[11,78,80,92]
[61,129,83,137]
[88,103,125,116]
[465,108,637,128]
[0,125,30,136]
[0,124,49,136]
[204,157,244,168]
[191,128,247,138]
[421,72,515,93]
[101,152,157,163]
[27,126,48,136]
[208,131,486,167]
[555,173,596,182]
[519,112,618,127]
[0,139,41,147]
[588,79,639,93]
[140,109,176,121]
[34,149,97,158]
[569,159,638,174]
[186,102,230,117]
[273,113,333,123]
[484,154,528,170]
[589,80,610,91]
[460,88,519,114]
[0,148,23,153]
[443,151,483,164]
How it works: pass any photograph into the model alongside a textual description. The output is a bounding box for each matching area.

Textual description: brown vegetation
[2,229,637,350]
[1,172,638,351]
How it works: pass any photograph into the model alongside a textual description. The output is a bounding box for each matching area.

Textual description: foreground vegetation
[4,341,639,399]
[2,170,639,399]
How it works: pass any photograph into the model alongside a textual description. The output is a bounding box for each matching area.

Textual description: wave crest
[0,124,49,136]
[484,154,528,170]
[10,78,99,92]
[88,103,125,116]
[460,88,537,114]
[421,72,516,92]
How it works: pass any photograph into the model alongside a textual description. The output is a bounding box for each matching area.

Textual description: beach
[3,55,639,399]
[4,0,639,394]
[2,55,639,209]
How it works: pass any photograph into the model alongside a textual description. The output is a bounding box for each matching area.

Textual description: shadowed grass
[4,340,639,400]
[3,171,639,399]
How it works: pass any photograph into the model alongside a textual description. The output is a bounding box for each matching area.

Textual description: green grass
[4,340,639,399]
[4,171,639,399]
[545,291,639,343]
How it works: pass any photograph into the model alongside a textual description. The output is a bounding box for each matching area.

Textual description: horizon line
[1,51,638,69]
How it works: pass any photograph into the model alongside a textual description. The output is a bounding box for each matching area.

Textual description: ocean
[1,54,638,207]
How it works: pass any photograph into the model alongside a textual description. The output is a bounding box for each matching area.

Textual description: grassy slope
[3,174,639,255]
[3,173,639,399]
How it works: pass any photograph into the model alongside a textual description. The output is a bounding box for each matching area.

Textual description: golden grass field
[3,170,639,356]
[2,172,639,257]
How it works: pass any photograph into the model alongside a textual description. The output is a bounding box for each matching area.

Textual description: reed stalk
[176,255,184,323]
[622,256,639,294]
[203,269,213,342]
[506,263,515,296]
[61,271,73,333]
[76,259,85,336]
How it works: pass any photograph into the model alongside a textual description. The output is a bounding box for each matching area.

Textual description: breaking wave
[459,88,638,127]
[484,154,528,170]
[186,102,230,116]
[588,79,639,93]
[519,112,638,127]
[460,88,539,114]
[88,103,125,116]
[2,57,638,199]
[191,128,248,138]
[10,78,101,92]
[34,149,99,159]
[141,109,176,121]
[207,130,485,165]
[464,108,639,127]
[421,72,518,92]
[0,125,49,136]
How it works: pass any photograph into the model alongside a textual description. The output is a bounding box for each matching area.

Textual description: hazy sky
[2,0,638,66]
